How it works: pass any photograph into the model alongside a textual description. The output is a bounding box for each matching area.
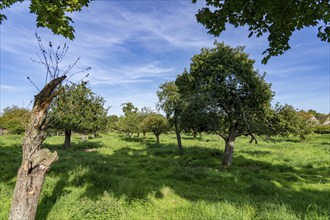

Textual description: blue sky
[1,1,329,116]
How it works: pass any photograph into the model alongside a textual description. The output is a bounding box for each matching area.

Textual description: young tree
[193,0,330,63]
[117,102,140,137]
[1,0,91,39]
[276,104,314,141]
[177,42,273,167]
[0,106,30,134]
[121,102,138,116]
[137,107,154,137]
[139,114,170,144]
[157,81,184,154]
[50,81,108,147]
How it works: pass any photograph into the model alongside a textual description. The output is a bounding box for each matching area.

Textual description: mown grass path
[1,133,329,219]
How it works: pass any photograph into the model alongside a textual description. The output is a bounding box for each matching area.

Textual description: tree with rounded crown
[0,106,31,134]
[157,81,184,154]
[139,114,170,144]
[275,104,314,141]
[177,41,273,167]
[49,81,108,147]
[118,102,140,137]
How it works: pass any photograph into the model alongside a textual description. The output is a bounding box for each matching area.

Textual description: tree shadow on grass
[1,134,329,219]
[33,139,330,219]
[0,142,22,185]
[117,133,158,145]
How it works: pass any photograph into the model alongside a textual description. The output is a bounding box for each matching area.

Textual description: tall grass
[0,133,329,219]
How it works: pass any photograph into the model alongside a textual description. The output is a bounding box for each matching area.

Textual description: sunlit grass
[0,132,329,219]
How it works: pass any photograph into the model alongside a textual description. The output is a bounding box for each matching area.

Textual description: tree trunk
[92,130,99,138]
[155,134,160,144]
[64,130,71,148]
[81,132,88,142]
[222,136,236,167]
[174,121,183,154]
[10,76,65,220]
[249,133,258,144]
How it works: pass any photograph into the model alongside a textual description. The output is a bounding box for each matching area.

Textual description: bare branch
[27,77,40,91]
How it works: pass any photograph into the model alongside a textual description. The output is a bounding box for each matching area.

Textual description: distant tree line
[114,102,170,144]
[0,106,30,134]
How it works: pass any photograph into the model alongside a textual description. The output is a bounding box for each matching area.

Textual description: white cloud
[0,85,15,90]
[1,1,329,115]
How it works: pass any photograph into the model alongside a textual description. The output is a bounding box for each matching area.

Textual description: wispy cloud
[1,1,329,115]
[0,85,15,90]
[88,63,170,88]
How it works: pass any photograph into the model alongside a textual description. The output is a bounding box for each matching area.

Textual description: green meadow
[0,133,329,219]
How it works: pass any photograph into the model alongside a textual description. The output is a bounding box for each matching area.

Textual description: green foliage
[193,0,330,64]
[314,125,330,134]
[117,114,140,136]
[0,0,91,39]
[176,41,274,140]
[157,81,181,119]
[0,133,329,219]
[139,114,170,143]
[49,81,108,135]
[157,80,187,138]
[0,0,24,22]
[117,102,141,136]
[106,115,119,132]
[121,102,138,117]
[0,106,30,134]
[276,104,314,141]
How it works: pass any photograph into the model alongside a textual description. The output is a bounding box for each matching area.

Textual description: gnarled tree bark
[9,76,66,220]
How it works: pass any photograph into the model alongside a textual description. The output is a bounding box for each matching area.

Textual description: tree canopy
[0,0,92,39]
[117,102,140,137]
[0,106,31,134]
[157,81,184,153]
[139,113,170,144]
[176,41,274,166]
[193,0,330,63]
[275,104,315,141]
[49,81,108,147]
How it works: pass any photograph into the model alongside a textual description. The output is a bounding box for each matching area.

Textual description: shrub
[314,125,330,134]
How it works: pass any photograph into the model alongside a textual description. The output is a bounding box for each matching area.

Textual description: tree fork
[10,76,66,220]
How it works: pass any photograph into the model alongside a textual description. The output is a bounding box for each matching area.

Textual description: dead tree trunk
[9,76,66,220]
